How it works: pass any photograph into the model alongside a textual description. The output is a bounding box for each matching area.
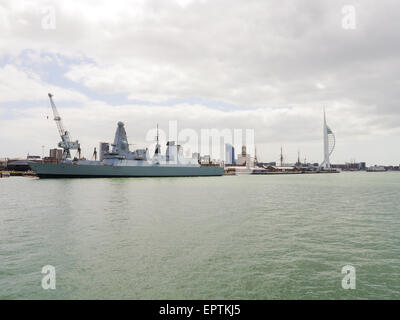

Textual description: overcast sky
[0,0,399,165]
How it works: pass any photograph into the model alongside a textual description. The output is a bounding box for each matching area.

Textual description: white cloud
[0,64,87,102]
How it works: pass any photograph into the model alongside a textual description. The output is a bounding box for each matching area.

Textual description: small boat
[23,171,37,177]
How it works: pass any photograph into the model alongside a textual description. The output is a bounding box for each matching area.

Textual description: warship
[29,94,224,178]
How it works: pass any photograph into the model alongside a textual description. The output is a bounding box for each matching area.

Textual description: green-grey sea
[1,172,399,299]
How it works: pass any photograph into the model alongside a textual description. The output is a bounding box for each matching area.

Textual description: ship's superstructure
[101,122,199,167]
[103,121,150,162]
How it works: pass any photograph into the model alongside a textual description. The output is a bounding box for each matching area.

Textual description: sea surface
[1,172,400,299]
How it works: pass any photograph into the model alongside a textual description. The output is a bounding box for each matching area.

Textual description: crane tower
[48,93,80,160]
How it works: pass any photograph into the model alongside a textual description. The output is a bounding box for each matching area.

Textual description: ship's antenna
[155,123,161,155]
[92,147,97,161]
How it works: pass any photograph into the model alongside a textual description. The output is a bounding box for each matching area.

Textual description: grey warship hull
[29,162,224,178]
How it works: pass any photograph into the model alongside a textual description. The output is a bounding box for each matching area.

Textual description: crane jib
[48,93,80,160]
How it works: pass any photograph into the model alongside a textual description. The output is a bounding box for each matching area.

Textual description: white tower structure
[320,108,336,169]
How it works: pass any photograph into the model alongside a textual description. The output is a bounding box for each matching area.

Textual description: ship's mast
[92,147,97,161]
[154,124,161,155]
[157,124,159,145]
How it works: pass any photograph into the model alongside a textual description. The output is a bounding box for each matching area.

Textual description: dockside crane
[48,93,80,160]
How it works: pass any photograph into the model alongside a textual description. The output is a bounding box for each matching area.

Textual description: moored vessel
[29,94,224,178]
[30,121,223,178]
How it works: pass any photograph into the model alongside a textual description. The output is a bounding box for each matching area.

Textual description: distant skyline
[0,0,399,165]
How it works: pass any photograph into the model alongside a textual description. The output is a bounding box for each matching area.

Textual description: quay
[223,169,340,176]
[0,170,37,178]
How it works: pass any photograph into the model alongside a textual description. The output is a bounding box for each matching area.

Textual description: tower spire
[320,107,335,170]
[297,149,301,166]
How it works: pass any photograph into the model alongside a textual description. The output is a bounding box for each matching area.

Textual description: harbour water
[1,172,400,299]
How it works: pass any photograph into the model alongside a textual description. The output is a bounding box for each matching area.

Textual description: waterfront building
[258,162,277,167]
[331,162,367,171]
[225,144,235,165]
[0,158,8,169]
[245,154,253,169]
[27,155,41,160]
[6,156,42,171]
[367,165,386,172]
[49,148,63,161]
[237,145,248,166]
[237,155,245,166]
